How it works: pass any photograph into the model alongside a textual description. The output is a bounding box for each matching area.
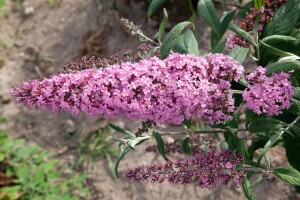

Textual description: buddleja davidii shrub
[9,0,300,199]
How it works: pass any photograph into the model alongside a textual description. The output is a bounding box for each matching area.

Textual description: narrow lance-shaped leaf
[197,0,220,36]
[115,145,131,178]
[285,134,300,171]
[248,118,287,133]
[224,131,249,159]
[147,0,168,18]
[260,41,296,58]
[229,22,257,46]
[288,98,300,116]
[182,118,192,129]
[152,131,169,161]
[251,176,264,188]
[261,35,297,45]
[157,8,168,44]
[253,12,261,42]
[273,167,300,186]
[293,87,300,101]
[211,39,226,53]
[228,46,249,64]
[257,134,281,164]
[173,30,199,56]
[267,60,300,76]
[219,10,235,36]
[160,21,194,58]
[181,137,191,155]
[242,178,255,200]
[109,123,135,137]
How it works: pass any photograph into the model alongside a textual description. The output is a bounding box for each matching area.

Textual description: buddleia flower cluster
[226,0,287,51]
[125,147,245,188]
[11,53,243,125]
[243,67,294,115]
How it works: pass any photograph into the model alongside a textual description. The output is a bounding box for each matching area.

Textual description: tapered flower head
[11,53,243,125]
[125,148,245,188]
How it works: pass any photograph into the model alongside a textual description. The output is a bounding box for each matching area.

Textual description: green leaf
[267,60,300,76]
[181,137,191,155]
[288,98,300,116]
[251,176,264,187]
[197,0,220,36]
[261,35,297,45]
[182,118,192,129]
[273,167,300,186]
[152,131,168,161]
[248,118,287,133]
[285,134,300,171]
[260,41,295,58]
[293,87,300,101]
[224,132,249,159]
[242,178,255,200]
[262,0,300,38]
[220,10,235,36]
[211,31,220,49]
[228,46,249,64]
[254,0,263,9]
[147,0,168,17]
[173,30,199,56]
[109,123,135,137]
[160,21,193,58]
[211,39,226,53]
[114,145,131,178]
[158,8,168,44]
[248,139,268,160]
[229,22,256,46]
[257,134,281,164]
[253,12,261,41]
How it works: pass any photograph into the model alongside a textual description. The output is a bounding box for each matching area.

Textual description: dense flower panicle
[11,53,243,125]
[124,148,245,188]
[225,0,287,51]
[206,53,244,82]
[243,67,294,115]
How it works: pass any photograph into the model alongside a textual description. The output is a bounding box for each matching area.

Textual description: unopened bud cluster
[125,148,245,188]
[226,0,287,51]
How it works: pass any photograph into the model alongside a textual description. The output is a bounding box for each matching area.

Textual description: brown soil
[0,0,299,200]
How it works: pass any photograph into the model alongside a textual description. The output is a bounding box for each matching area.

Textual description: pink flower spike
[11,53,245,125]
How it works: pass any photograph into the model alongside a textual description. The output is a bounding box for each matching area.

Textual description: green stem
[159,128,247,136]
[139,33,158,45]
[231,89,243,94]
[280,116,300,136]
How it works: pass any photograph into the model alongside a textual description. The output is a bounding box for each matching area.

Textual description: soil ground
[0,0,299,200]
